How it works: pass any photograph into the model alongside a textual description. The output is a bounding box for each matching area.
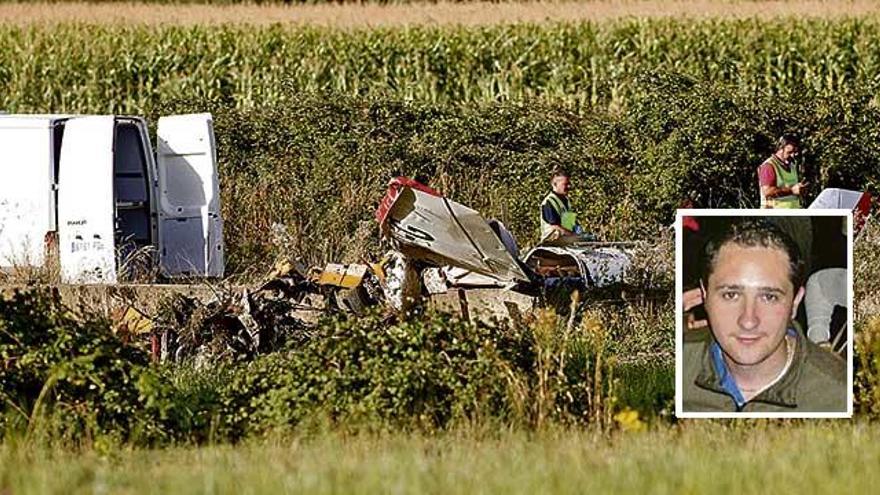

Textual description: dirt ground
[0,1,877,27]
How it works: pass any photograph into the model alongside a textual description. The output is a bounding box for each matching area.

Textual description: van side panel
[0,119,54,268]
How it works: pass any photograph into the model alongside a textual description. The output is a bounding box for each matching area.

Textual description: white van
[0,113,224,283]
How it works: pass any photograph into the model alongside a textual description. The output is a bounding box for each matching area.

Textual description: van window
[52,122,64,185]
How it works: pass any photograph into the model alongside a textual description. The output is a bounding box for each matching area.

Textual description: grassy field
[2,422,878,494]
[2,1,880,27]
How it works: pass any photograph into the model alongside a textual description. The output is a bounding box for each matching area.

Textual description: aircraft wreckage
[143,180,874,363]
[142,177,667,363]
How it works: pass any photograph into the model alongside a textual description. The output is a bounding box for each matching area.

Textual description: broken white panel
[382,250,421,312]
[577,246,632,287]
[385,187,529,283]
[422,267,448,295]
[442,266,515,289]
[488,219,520,258]
[427,287,538,326]
[156,113,224,277]
[57,116,117,283]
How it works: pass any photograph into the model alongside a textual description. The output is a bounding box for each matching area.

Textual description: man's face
[779,144,799,163]
[702,243,804,369]
[552,175,571,196]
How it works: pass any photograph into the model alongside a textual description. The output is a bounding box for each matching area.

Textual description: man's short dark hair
[551,168,569,181]
[700,218,806,290]
[776,134,800,152]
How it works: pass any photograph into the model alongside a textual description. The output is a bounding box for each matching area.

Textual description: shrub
[2,290,650,445]
[0,289,147,444]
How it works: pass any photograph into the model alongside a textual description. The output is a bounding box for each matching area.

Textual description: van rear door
[155,113,224,277]
[57,116,117,283]
[0,117,57,268]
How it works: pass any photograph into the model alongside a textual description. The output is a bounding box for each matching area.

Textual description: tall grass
[3,19,880,114]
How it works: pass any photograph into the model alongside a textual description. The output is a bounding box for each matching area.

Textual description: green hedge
[167,76,880,272]
[0,290,148,443]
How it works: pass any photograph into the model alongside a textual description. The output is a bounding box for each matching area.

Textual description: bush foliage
[174,75,880,272]
[0,290,147,443]
[4,282,879,445]
[1,290,639,446]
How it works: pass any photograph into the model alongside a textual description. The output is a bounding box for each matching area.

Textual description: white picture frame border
[675,208,854,419]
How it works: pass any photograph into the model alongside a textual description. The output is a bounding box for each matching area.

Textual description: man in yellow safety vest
[540,169,585,244]
[758,135,808,208]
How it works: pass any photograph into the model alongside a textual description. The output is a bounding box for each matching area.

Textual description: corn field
[3,18,880,114]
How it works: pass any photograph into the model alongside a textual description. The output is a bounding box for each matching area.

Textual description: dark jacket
[682,327,847,413]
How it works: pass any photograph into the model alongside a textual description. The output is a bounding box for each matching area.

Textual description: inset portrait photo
[675,210,853,418]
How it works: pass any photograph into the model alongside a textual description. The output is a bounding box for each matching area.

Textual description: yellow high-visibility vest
[540,192,578,238]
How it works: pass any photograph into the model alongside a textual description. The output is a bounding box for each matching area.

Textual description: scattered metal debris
[148,258,389,363]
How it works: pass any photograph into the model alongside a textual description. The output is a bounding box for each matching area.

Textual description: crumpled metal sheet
[150,258,389,364]
[523,244,634,288]
[378,179,530,284]
[111,306,154,335]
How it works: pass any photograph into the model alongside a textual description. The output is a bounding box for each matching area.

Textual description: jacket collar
[694,328,807,409]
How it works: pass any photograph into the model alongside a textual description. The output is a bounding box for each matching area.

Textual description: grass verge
[1,422,877,494]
